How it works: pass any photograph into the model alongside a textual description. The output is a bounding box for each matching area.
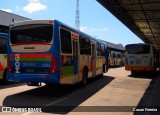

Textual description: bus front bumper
[125,65,155,71]
[8,73,60,84]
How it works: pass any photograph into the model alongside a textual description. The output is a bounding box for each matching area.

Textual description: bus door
[72,40,79,83]
[91,43,96,76]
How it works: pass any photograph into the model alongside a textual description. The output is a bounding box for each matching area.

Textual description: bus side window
[0,36,7,54]
[79,36,91,55]
[60,28,72,54]
[118,53,121,58]
[97,51,101,56]
[0,37,7,45]
[101,45,105,56]
[113,53,116,58]
[79,36,85,55]
[0,46,7,54]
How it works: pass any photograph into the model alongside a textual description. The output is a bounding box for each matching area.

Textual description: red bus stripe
[10,54,52,58]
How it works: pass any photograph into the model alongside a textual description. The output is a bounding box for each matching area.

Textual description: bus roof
[55,20,108,47]
[10,19,108,47]
[10,20,54,27]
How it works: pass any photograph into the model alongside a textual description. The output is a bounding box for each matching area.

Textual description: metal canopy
[97,0,160,50]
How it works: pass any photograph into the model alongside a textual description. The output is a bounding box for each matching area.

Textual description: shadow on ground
[134,72,160,115]
[3,75,115,114]
[109,65,124,69]
[0,81,25,90]
[128,71,158,79]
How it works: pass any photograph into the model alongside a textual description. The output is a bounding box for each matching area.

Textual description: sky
[0,0,143,46]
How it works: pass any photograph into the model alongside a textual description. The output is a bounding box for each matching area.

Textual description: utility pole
[75,0,80,30]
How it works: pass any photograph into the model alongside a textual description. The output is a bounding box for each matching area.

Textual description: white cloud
[29,0,39,2]
[80,26,108,33]
[80,26,88,32]
[23,0,47,14]
[91,28,107,32]
[0,9,12,13]
[16,5,20,12]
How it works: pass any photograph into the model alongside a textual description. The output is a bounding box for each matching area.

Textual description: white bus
[109,51,122,67]
[125,43,159,74]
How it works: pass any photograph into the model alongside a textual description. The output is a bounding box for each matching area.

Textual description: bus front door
[73,40,79,83]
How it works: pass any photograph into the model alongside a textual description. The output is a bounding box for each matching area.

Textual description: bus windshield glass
[126,44,150,54]
[10,24,53,44]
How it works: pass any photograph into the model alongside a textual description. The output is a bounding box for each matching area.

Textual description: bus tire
[103,64,105,73]
[114,60,116,66]
[45,83,59,88]
[131,70,137,75]
[81,68,88,87]
[3,69,8,82]
[103,64,107,73]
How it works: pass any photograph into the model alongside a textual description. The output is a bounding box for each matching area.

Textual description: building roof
[97,0,160,50]
[105,41,125,51]
[0,10,30,26]
[100,40,125,51]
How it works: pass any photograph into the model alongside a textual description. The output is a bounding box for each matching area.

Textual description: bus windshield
[126,44,150,54]
[10,24,53,44]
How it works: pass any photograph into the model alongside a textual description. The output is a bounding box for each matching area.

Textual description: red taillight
[50,57,57,73]
[7,55,11,72]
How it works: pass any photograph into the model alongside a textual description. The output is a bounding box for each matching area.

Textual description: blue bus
[8,20,108,86]
[0,32,8,82]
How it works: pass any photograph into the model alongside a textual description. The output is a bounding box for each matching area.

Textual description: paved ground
[69,67,154,115]
[0,67,159,115]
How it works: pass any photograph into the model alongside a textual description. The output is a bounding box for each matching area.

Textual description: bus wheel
[103,64,105,73]
[81,69,88,87]
[103,64,107,73]
[131,70,137,75]
[45,83,57,88]
[3,69,8,82]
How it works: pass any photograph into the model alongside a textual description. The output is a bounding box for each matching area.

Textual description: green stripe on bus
[62,66,74,77]
[3,55,7,59]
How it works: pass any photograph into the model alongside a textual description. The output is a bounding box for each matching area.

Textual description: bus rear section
[0,33,8,82]
[125,44,157,73]
[109,51,122,67]
[8,20,60,84]
[8,20,109,86]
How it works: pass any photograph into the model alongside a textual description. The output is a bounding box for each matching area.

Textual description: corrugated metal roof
[97,0,160,50]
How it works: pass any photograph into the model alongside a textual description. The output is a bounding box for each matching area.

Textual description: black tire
[99,74,103,78]
[81,69,88,87]
[45,83,60,89]
[3,69,8,82]
[103,64,105,73]
[131,70,137,75]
